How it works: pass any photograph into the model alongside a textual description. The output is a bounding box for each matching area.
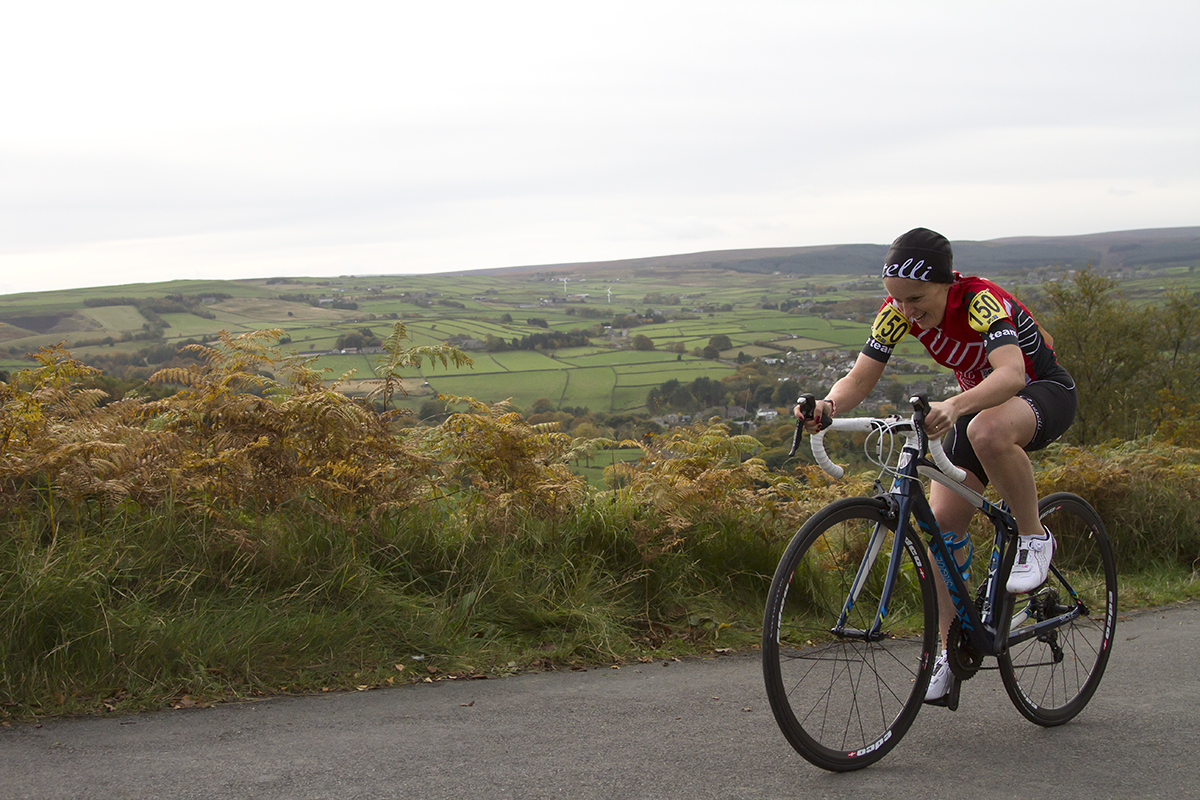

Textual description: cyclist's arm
[795,353,886,424]
[937,342,1026,421]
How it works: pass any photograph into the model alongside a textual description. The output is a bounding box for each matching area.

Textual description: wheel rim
[764,501,937,767]
[1000,494,1117,723]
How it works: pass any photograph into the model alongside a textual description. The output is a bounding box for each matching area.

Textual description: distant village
[647,347,959,431]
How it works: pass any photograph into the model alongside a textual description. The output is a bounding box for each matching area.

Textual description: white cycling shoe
[925,651,952,702]
[1007,527,1055,594]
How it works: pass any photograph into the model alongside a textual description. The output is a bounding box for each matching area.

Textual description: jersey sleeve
[966,289,1020,353]
[861,301,911,363]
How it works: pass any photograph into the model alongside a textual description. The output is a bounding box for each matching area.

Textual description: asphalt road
[3,602,1197,800]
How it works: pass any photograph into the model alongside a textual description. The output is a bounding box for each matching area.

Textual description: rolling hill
[479,226,1200,278]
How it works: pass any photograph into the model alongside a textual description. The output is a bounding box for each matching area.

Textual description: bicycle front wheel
[998,492,1117,726]
[762,497,938,771]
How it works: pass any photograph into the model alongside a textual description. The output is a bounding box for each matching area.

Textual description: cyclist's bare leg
[965,396,1041,539]
[929,476,985,647]
[928,397,1039,647]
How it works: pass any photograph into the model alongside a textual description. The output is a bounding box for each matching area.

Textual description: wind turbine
[606,286,612,303]
[560,277,569,295]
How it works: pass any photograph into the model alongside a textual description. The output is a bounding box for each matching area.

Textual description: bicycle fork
[832,513,907,641]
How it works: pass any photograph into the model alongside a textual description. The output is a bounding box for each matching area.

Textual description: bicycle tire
[998,492,1117,726]
[762,497,938,771]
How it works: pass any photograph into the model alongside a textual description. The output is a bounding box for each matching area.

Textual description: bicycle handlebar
[807,419,966,483]
[792,392,968,483]
[928,433,968,483]
[808,418,874,479]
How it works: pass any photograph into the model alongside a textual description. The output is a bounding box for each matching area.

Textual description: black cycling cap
[881,227,954,283]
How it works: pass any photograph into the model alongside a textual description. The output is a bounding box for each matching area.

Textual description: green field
[431,370,569,408]
[80,305,150,330]
[560,367,618,408]
[485,350,566,371]
[3,256,1197,412]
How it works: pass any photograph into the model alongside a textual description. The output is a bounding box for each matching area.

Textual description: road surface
[3,602,1197,799]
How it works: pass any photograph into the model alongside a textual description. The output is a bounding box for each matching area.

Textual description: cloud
[1,1,1197,295]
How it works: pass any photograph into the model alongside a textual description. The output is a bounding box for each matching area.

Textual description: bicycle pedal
[923,677,962,711]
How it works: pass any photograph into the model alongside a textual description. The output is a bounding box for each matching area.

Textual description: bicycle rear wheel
[998,492,1117,726]
[762,497,938,771]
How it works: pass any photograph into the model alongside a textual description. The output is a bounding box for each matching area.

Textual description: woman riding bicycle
[795,227,1077,702]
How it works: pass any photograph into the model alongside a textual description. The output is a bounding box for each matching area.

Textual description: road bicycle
[762,395,1117,771]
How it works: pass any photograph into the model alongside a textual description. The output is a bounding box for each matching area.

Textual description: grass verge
[2,437,1198,722]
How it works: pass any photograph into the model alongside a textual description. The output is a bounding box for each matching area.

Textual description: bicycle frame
[823,415,1088,659]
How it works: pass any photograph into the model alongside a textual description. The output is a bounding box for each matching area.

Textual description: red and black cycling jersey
[861,273,1074,392]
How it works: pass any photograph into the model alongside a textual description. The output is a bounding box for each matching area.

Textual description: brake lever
[909,393,931,445]
[788,393,832,457]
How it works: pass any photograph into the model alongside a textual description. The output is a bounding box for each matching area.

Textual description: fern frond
[147,366,204,388]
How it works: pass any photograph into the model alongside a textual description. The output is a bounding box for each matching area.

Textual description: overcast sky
[2,0,1197,296]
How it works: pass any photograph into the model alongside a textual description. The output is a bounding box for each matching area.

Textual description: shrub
[1036,439,1200,570]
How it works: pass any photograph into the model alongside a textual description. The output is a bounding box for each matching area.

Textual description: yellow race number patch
[967,290,1010,333]
[871,303,910,346]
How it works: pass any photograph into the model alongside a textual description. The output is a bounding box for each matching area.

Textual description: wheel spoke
[763,499,937,770]
[998,493,1117,726]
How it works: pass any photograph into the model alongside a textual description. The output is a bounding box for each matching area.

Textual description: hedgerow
[0,326,1195,719]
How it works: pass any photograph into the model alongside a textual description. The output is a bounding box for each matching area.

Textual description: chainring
[946,619,983,680]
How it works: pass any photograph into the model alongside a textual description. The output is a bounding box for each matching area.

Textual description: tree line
[1031,269,1200,445]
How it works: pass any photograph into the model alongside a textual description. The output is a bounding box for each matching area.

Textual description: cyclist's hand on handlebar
[807,400,835,434]
[789,393,831,456]
[793,395,833,434]
[925,400,959,439]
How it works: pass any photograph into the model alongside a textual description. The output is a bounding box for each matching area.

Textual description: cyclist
[795,227,1077,703]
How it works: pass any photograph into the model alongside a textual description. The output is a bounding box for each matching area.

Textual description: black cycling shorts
[945,379,1077,486]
